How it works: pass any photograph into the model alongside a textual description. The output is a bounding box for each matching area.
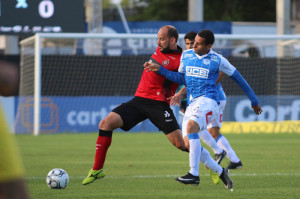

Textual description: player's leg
[216,134,243,169]
[183,134,233,189]
[82,112,123,185]
[82,98,146,185]
[93,112,122,168]
[183,134,220,184]
[199,129,225,161]
[205,100,227,164]
[148,101,187,152]
[176,98,215,186]
[187,120,201,177]
[175,119,201,186]
[210,100,242,169]
[165,129,187,151]
[200,147,233,189]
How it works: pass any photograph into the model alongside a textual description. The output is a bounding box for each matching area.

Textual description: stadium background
[1,1,300,199]
[1,0,300,134]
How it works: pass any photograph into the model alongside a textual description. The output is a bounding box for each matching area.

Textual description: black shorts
[112,97,180,134]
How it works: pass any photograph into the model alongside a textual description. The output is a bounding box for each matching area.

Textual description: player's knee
[170,138,185,151]
[208,127,220,139]
[98,119,106,129]
[99,118,114,130]
[186,120,200,133]
[99,113,123,130]
[176,142,187,151]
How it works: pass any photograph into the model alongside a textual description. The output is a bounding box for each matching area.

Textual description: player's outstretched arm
[230,70,263,115]
[144,62,185,85]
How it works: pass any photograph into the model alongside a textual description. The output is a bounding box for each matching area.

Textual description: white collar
[194,49,213,59]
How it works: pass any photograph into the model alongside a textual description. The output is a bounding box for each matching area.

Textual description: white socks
[188,133,201,176]
[200,129,223,154]
[200,147,223,176]
[216,134,240,163]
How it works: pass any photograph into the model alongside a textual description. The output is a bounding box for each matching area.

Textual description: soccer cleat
[214,150,227,164]
[209,169,220,184]
[227,161,243,169]
[175,172,200,186]
[220,168,233,189]
[82,168,105,185]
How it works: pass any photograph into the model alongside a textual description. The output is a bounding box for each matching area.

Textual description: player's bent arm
[157,66,185,85]
[230,70,259,106]
[219,56,259,106]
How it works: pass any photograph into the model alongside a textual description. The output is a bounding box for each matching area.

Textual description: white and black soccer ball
[46,168,69,189]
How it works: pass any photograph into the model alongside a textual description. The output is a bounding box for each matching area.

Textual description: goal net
[16,33,300,135]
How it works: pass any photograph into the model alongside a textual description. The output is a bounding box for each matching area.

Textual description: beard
[160,43,172,53]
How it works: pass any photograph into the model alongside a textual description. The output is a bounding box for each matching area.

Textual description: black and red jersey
[135,46,182,104]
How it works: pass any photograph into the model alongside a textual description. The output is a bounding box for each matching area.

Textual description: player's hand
[252,105,263,115]
[143,62,160,72]
[167,93,183,106]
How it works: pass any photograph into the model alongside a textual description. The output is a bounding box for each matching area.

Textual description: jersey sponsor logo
[169,56,176,60]
[186,66,209,78]
[162,59,169,66]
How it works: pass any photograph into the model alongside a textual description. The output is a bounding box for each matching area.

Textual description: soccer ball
[46,168,69,189]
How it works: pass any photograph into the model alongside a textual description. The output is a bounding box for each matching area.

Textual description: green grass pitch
[16,132,300,199]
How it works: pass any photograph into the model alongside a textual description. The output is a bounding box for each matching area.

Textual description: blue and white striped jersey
[178,49,234,104]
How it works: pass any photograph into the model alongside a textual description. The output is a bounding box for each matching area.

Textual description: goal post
[18,33,160,135]
[17,33,300,135]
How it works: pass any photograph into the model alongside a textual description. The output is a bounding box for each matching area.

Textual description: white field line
[26,173,300,180]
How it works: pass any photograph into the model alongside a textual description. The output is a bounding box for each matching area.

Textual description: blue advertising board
[103,21,231,34]
[14,95,300,134]
[224,95,300,122]
[14,96,159,133]
[99,21,232,56]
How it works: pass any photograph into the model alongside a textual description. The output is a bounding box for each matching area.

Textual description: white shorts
[207,100,226,129]
[182,97,219,138]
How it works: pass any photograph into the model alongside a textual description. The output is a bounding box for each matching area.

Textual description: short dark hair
[198,29,215,45]
[184,31,197,41]
[164,25,179,42]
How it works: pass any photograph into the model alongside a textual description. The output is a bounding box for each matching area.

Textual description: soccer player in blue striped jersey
[175,71,242,168]
[176,31,226,164]
[144,29,262,187]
